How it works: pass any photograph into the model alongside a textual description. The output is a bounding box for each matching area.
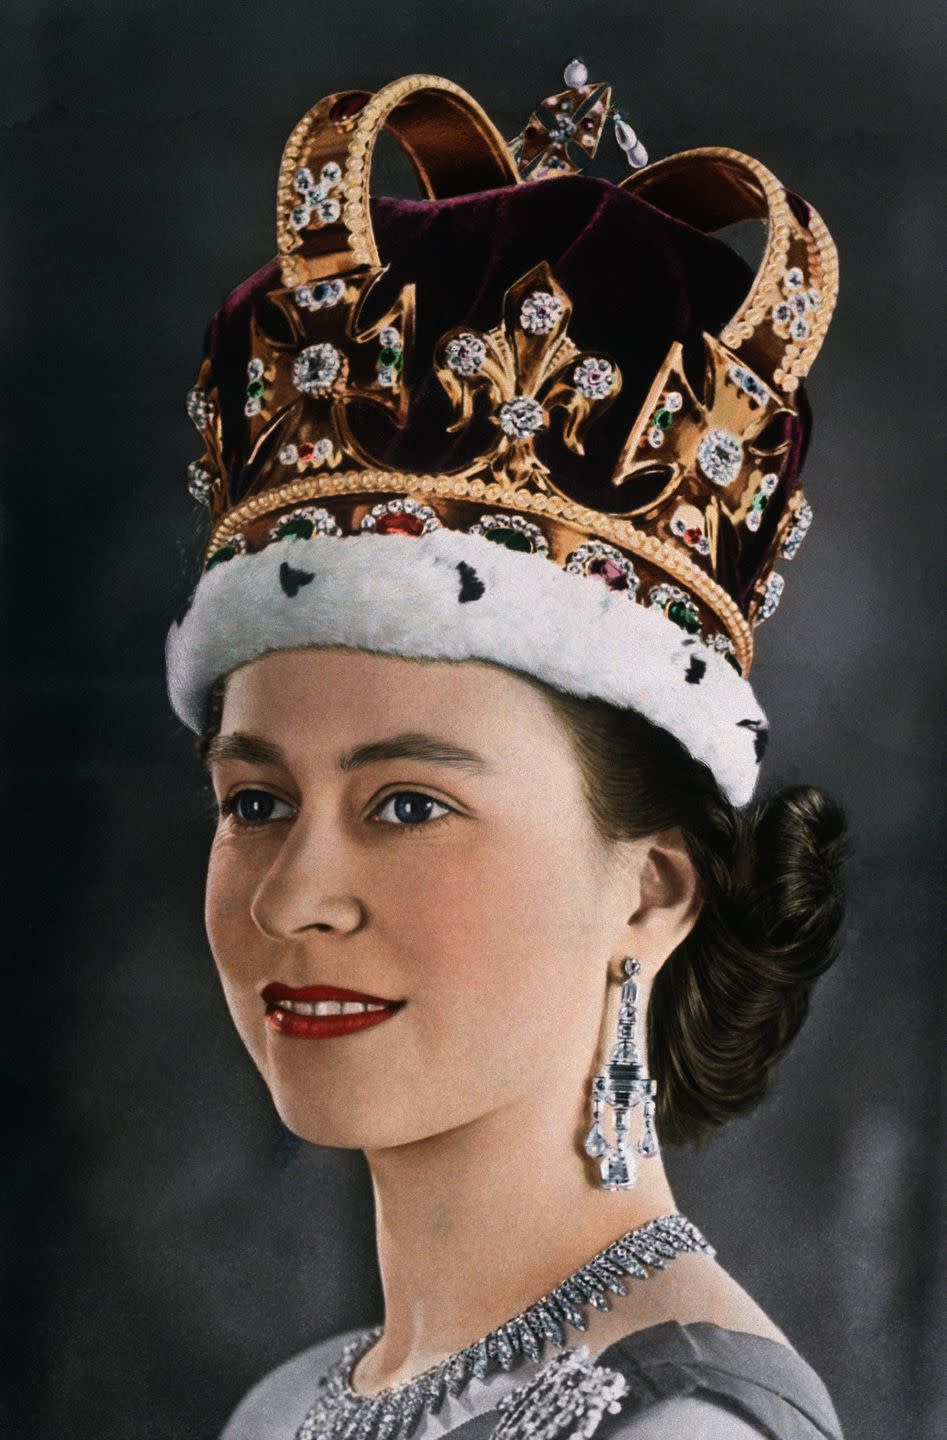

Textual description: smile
[261,982,404,1040]
[276,998,388,1015]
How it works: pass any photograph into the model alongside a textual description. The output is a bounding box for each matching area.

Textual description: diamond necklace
[294,1211,714,1440]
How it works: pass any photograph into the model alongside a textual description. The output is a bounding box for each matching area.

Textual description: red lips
[261,981,401,1005]
[260,980,404,1040]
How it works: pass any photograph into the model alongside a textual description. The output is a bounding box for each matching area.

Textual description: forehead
[218,647,568,767]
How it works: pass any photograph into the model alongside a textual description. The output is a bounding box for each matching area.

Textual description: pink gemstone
[375,512,425,537]
[683,526,703,546]
[589,557,629,591]
[297,442,315,462]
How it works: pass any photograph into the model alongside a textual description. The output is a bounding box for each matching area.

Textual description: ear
[619,828,702,975]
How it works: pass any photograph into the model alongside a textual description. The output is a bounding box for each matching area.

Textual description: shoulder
[605,1393,770,1438]
[594,1320,844,1440]
[219,1324,365,1440]
[496,1332,841,1440]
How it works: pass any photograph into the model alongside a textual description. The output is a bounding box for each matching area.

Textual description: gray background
[3,2,944,1437]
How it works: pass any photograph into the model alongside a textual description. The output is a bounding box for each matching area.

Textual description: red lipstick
[261,981,404,1040]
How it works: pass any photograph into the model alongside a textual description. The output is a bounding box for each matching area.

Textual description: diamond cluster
[290,161,344,231]
[491,1346,629,1440]
[779,500,813,559]
[696,427,743,487]
[771,265,822,343]
[293,343,343,396]
[444,333,487,376]
[519,290,564,335]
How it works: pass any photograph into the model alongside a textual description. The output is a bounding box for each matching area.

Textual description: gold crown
[183,71,837,679]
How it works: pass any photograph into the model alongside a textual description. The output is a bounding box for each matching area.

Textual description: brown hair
[197,664,849,1148]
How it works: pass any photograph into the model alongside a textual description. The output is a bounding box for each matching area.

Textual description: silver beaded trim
[292,1213,713,1440]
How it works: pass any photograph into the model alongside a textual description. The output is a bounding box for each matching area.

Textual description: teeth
[273,998,391,1016]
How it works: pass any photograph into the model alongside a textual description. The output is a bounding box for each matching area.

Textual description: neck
[358,1082,678,1388]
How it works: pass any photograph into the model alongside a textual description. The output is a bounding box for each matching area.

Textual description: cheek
[383,822,609,1080]
[205,837,264,983]
[205,841,234,951]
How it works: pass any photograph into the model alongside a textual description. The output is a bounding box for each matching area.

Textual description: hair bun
[732,783,849,959]
[652,781,850,1146]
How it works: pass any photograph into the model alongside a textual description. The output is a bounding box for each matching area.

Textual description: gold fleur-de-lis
[435,261,621,493]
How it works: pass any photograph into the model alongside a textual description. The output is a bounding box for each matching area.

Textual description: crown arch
[276,74,521,285]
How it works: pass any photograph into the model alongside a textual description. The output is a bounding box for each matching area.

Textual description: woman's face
[204,647,650,1149]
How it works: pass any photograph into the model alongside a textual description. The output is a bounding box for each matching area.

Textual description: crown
[168,65,838,807]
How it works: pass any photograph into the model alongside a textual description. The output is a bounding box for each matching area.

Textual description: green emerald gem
[667,600,700,633]
[485,526,533,553]
[752,493,767,510]
[654,408,674,430]
[379,346,401,368]
[206,544,237,569]
[247,380,265,398]
[277,517,314,540]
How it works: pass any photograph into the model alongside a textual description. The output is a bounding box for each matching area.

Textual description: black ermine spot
[279,561,315,598]
[737,717,770,763]
[684,654,707,685]
[456,561,485,603]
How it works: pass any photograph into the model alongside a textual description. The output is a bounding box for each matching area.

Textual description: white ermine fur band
[165,528,768,806]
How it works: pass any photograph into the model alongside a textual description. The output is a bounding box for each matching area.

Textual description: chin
[265,1077,410,1149]
[268,1088,369,1148]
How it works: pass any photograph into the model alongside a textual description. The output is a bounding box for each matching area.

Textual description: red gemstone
[330,92,369,123]
[683,526,703,545]
[375,511,425,537]
[589,557,629,591]
[298,442,315,462]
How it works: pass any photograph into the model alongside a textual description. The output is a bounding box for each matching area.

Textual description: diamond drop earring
[583,957,658,1189]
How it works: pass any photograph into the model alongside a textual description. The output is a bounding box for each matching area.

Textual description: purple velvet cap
[198,174,810,617]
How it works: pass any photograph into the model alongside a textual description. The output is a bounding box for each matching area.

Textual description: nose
[249,812,366,940]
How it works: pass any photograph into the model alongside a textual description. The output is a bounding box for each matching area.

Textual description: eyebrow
[203,730,488,774]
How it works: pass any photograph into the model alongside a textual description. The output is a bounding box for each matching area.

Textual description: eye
[371,791,453,827]
[214,789,454,835]
[221,789,294,825]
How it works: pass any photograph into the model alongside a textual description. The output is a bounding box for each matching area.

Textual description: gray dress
[220,1321,844,1440]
